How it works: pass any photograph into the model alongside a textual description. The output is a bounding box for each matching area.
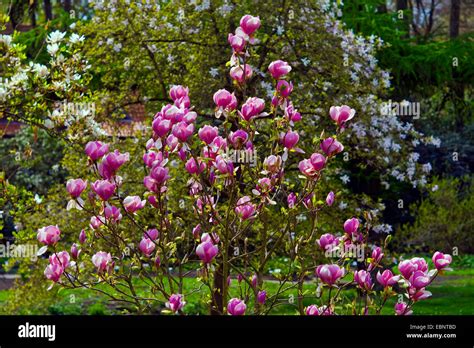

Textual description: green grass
[0,269,472,315]
[1,255,472,315]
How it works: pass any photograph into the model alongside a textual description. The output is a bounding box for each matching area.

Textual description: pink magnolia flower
[281,130,299,149]
[298,159,316,178]
[166,294,186,313]
[85,141,109,161]
[49,251,70,268]
[152,117,172,137]
[228,93,238,110]
[326,191,335,206]
[169,85,189,101]
[213,89,233,108]
[317,233,337,251]
[198,125,219,145]
[398,260,416,279]
[257,290,266,304]
[228,33,246,52]
[276,80,293,98]
[37,225,61,245]
[432,251,452,271]
[234,196,256,220]
[183,110,197,124]
[192,224,201,239]
[299,154,326,178]
[251,274,258,288]
[143,151,164,168]
[227,298,246,316]
[240,15,261,36]
[196,240,219,264]
[398,258,428,279]
[306,305,333,316]
[409,288,432,301]
[44,263,63,282]
[201,232,220,244]
[320,137,344,156]
[90,216,104,230]
[395,302,412,315]
[376,270,400,288]
[284,102,302,123]
[162,104,183,123]
[229,130,249,148]
[185,157,206,175]
[100,150,129,176]
[287,192,297,208]
[315,264,345,286]
[310,153,326,171]
[174,95,190,109]
[148,195,159,208]
[305,305,319,315]
[143,151,165,169]
[343,218,359,234]
[263,155,282,173]
[329,105,356,126]
[139,238,156,257]
[240,97,265,121]
[91,180,116,201]
[104,205,122,223]
[150,165,171,185]
[303,193,314,210]
[411,257,429,272]
[354,270,373,291]
[268,60,291,79]
[372,247,384,263]
[71,243,80,260]
[79,229,87,244]
[144,228,159,240]
[172,121,194,142]
[409,270,431,289]
[123,195,146,213]
[230,65,253,83]
[215,155,234,175]
[256,177,272,194]
[66,179,87,198]
[92,251,112,273]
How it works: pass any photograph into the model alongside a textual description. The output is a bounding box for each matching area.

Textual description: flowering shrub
[76,0,438,189]
[36,14,451,316]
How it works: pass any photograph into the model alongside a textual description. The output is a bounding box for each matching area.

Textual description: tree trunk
[9,0,26,29]
[210,263,224,315]
[63,0,72,12]
[29,0,37,27]
[44,0,53,21]
[449,0,461,38]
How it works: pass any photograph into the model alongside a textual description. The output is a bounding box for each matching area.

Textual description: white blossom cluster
[0,30,103,138]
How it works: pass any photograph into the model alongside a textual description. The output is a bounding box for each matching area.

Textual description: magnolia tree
[76,0,440,190]
[37,15,452,315]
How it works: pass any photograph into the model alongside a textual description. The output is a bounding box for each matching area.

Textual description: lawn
[0,268,472,315]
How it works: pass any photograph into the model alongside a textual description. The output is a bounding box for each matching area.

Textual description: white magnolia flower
[33,64,49,78]
[47,30,66,44]
[47,43,59,56]
[69,33,85,44]
[0,34,12,46]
